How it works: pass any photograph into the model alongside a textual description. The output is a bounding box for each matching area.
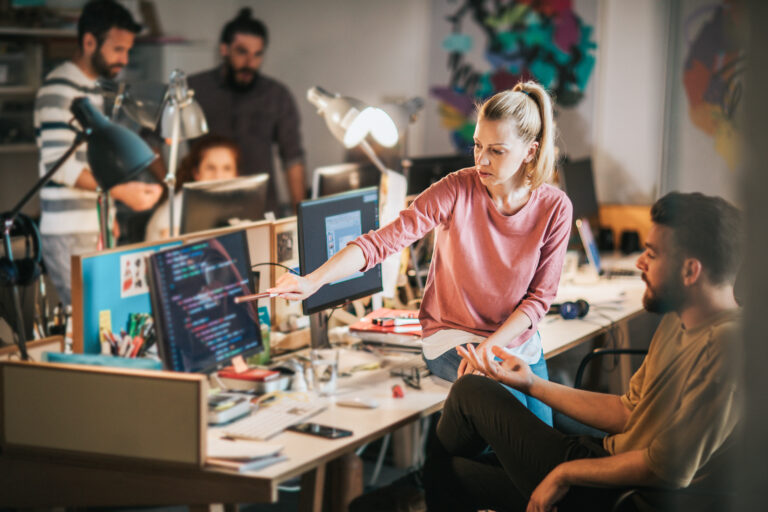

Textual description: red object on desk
[349,308,422,337]
[392,384,404,398]
[218,367,281,382]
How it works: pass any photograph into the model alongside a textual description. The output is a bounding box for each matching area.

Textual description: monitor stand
[309,311,331,349]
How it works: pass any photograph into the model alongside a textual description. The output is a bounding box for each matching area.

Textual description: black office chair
[553,348,648,439]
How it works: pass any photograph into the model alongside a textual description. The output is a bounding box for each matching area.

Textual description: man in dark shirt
[188,8,306,215]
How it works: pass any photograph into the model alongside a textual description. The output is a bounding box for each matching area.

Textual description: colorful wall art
[430,0,598,151]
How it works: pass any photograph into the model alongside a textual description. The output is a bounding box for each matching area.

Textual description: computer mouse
[336,397,379,409]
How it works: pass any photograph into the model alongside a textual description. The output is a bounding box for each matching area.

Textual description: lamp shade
[160,69,209,140]
[307,86,398,148]
[380,97,424,139]
[97,78,167,131]
[71,97,157,190]
[160,99,208,140]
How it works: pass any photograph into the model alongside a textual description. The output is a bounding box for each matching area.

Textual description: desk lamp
[307,86,398,173]
[1,97,156,359]
[160,69,208,237]
[96,78,168,248]
[98,78,167,131]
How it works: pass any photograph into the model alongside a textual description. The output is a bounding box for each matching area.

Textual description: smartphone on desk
[288,422,353,439]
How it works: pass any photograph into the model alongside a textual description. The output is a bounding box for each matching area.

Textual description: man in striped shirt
[34,0,162,304]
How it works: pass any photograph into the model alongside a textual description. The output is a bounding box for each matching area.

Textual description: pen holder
[246,306,271,366]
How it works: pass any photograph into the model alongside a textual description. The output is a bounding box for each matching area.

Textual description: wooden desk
[0,357,448,511]
[0,278,646,510]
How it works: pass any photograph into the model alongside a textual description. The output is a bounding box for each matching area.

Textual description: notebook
[576,218,640,278]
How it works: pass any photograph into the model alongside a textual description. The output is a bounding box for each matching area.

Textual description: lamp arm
[358,140,389,174]
[10,130,87,220]
[165,105,181,238]
[2,129,85,360]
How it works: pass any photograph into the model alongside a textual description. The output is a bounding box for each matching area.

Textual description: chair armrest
[575,348,648,389]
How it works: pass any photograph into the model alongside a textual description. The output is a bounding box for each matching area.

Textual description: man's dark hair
[78,0,142,49]
[651,191,743,285]
[220,8,269,46]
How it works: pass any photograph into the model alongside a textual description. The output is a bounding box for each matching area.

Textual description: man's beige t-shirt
[604,309,741,488]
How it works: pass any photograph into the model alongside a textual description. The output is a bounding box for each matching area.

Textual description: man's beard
[642,269,687,314]
[91,49,123,79]
[225,61,259,92]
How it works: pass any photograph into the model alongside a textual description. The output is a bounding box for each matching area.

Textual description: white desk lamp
[307,86,399,173]
[160,70,208,237]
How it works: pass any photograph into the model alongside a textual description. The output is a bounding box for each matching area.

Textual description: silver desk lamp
[160,70,208,237]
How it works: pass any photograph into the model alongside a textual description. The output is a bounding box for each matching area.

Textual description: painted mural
[682,0,744,171]
[431,0,597,151]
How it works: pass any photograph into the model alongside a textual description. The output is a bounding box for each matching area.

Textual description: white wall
[151,0,432,179]
[591,0,670,204]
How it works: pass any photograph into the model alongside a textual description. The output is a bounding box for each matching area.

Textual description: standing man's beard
[91,49,123,79]
[642,270,687,314]
[225,61,259,92]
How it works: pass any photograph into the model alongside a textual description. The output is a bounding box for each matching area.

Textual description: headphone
[550,299,590,320]
[0,212,43,287]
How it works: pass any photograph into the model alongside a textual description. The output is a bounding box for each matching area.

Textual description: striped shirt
[34,61,101,235]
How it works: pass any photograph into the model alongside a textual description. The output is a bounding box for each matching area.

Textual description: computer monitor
[405,154,475,195]
[298,187,383,316]
[311,163,380,199]
[180,174,269,235]
[147,230,263,373]
[559,158,600,223]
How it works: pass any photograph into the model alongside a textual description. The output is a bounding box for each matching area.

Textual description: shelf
[0,144,37,153]
[0,27,77,38]
[0,85,36,95]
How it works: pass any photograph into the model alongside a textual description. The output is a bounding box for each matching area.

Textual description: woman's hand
[457,344,535,393]
[268,272,320,301]
[456,339,490,378]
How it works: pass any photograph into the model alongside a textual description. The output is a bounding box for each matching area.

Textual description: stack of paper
[206,433,286,473]
[348,308,422,350]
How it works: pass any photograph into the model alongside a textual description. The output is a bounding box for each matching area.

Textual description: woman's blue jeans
[425,343,553,427]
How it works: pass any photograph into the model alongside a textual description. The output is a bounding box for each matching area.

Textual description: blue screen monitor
[147,230,263,373]
[298,187,382,315]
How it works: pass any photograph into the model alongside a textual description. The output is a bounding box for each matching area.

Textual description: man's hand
[456,339,490,378]
[110,182,163,211]
[527,466,569,512]
[456,344,535,393]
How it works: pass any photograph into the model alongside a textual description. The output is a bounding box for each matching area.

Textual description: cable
[589,308,622,371]
[326,299,357,326]
[251,262,299,275]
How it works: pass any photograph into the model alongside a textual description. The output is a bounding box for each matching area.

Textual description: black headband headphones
[0,212,43,287]
[550,299,590,320]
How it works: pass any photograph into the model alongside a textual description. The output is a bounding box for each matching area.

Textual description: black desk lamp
[1,97,156,359]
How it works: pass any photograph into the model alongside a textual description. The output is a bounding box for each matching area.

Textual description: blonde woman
[271,81,571,424]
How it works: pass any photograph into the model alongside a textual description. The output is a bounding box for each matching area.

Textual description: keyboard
[223,397,327,440]
[604,268,641,278]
